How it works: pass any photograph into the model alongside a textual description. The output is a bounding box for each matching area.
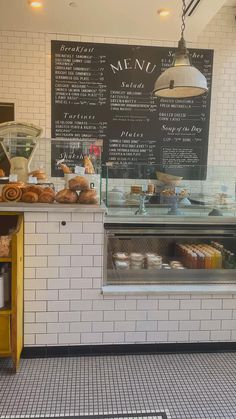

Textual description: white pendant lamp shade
[153,64,208,98]
[153,0,208,99]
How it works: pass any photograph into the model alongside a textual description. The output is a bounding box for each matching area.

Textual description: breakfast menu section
[51,40,213,179]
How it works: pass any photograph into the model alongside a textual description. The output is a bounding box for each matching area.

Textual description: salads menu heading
[51,40,213,179]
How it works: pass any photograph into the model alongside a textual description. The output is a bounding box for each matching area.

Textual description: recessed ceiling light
[69,1,78,7]
[28,0,43,8]
[157,9,170,17]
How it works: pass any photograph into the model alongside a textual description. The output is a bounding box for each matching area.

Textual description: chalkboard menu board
[51,40,213,179]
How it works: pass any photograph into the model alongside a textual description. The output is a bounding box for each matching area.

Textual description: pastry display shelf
[0,202,106,213]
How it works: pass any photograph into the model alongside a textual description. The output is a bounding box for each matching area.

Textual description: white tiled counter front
[18,206,236,346]
[23,207,104,346]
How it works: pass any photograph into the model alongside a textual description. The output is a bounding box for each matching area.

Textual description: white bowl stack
[130,253,145,270]
[146,253,162,269]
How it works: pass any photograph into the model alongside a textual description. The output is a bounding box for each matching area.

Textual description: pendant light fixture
[153,0,208,98]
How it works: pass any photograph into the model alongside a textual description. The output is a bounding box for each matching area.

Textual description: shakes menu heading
[51,40,213,179]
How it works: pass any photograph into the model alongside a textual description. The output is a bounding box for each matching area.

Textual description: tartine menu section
[51,40,213,179]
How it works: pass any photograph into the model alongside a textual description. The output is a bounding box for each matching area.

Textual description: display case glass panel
[0,138,103,204]
[104,163,236,219]
[105,224,236,285]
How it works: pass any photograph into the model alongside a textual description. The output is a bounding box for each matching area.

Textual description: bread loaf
[77,189,98,205]
[55,188,78,204]
[28,169,47,180]
[68,176,89,191]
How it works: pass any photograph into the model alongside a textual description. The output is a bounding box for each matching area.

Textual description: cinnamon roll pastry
[21,191,38,203]
[2,184,23,202]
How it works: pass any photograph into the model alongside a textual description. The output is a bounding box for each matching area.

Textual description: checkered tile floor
[0,352,236,419]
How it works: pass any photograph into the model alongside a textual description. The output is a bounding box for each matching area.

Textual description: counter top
[104,206,236,224]
[0,202,106,213]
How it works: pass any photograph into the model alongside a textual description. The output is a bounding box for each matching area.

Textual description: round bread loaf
[29,169,47,180]
[77,189,98,205]
[68,176,89,191]
[55,188,78,204]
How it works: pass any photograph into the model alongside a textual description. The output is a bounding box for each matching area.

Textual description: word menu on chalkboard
[51,41,213,179]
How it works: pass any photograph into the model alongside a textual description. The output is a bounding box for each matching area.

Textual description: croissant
[41,187,55,196]
[38,191,55,203]
[0,168,5,177]
[21,191,38,203]
[84,156,95,174]
[25,185,44,196]
[2,184,23,202]
[58,163,72,174]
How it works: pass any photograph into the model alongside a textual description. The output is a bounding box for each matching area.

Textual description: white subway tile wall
[22,211,236,346]
[1,6,236,346]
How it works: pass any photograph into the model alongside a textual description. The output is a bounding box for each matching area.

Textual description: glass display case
[104,163,236,286]
[0,138,103,204]
[104,224,236,285]
[103,163,236,219]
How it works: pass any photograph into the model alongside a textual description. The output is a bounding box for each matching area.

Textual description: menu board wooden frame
[51,40,213,179]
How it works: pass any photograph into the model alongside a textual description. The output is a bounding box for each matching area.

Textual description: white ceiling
[0,0,232,42]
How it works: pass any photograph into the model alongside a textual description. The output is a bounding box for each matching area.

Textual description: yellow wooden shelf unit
[0,213,23,371]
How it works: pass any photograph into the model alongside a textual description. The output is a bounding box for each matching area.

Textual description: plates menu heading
[51,40,213,179]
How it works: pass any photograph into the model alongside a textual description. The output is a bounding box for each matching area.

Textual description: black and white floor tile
[0,352,236,419]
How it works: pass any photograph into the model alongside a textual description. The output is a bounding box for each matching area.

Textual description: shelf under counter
[104,223,236,290]
[107,268,236,285]
[102,283,236,295]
